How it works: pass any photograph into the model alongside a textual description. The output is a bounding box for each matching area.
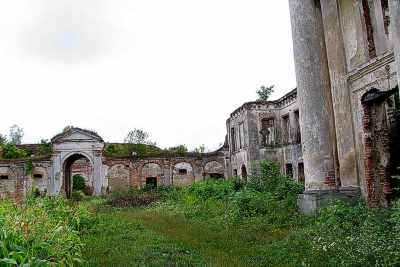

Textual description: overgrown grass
[4,161,400,266]
[0,196,95,266]
[82,160,400,266]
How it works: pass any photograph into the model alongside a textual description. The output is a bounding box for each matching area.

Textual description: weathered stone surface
[226,89,304,182]
[320,0,358,187]
[390,0,400,87]
[289,0,337,191]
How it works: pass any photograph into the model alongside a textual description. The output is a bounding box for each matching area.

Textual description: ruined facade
[0,128,226,199]
[226,89,304,182]
[288,0,400,211]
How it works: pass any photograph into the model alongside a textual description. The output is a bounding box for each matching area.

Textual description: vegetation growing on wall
[103,143,192,158]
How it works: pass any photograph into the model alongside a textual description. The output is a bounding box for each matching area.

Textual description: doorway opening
[63,154,92,198]
[146,177,157,189]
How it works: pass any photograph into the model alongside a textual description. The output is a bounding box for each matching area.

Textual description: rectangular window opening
[231,127,236,151]
[282,115,290,145]
[33,174,43,179]
[178,169,188,175]
[0,175,9,180]
[286,163,293,178]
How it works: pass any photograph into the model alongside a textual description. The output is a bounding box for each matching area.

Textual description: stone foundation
[298,187,361,214]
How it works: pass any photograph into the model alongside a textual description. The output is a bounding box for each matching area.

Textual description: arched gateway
[50,128,105,197]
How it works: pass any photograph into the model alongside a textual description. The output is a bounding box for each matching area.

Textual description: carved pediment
[51,128,104,144]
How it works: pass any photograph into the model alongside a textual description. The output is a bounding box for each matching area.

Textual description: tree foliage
[9,125,24,145]
[124,128,155,145]
[63,125,74,133]
[256,85,275,101]
[194,144,206,153]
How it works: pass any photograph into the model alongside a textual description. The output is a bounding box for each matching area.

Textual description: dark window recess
[298,163,305,184]
[0,175,9,180]
[146,177,157,189]
[178,169,188,175]
[33,174,43,179]
[233,169,238,177]
[282,115,290,145]
[261,118,275,146]
[362,0,376,58]
[381,0,390,34]
[294,111,301,144]
[286,163,293,178]
[231,128,236,151]
[241,165,248,180]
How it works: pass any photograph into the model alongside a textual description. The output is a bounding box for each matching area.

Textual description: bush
[72,190,85,201]
[1,144,29,159]
[73,174,86,191]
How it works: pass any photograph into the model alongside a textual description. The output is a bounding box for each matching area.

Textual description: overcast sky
[0,0,296,151]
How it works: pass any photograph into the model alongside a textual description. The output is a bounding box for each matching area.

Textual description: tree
[257,85,275,101]
[194,144,206,153]
[124,128,154,145]
[9,125,24,145]
[63,125,74,133]
[0,134,6,146]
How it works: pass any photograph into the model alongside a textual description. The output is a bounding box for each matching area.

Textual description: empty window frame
[33,174,43,179]
[231,127,236,151]
[294,110,301,144]
[0,175,9,180]
[261,118,275,146]
[285,163,293,178]
[178,169,188,175]
[298,163,305,184]
[282,115,290,145]
[362,0,377,58]
[239,122,245,149]
[146,177,157,189]
[380,0,390,35]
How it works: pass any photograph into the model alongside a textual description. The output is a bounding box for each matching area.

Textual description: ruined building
[288,0,400,211]
[225,89,304,183]
[0,128,226,199]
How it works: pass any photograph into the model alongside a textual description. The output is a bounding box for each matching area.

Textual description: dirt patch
[109,193,161,208]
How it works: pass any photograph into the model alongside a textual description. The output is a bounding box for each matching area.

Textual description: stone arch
[62,153,93,198]
[173,162,194,186]
[141,162,162,187]
[204,161,224,179]
[50,127,105,196]
[107,164,130,192]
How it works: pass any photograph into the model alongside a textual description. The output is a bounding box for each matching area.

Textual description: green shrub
[186,180,235,200]
[72,190,85,201]
[1,144,29,159]
[73,174,86,191]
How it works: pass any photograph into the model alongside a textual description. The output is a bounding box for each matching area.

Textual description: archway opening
[63,154,92,198]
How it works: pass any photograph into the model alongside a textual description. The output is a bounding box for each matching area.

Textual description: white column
[288,0,337,191]
[320,0,359,187]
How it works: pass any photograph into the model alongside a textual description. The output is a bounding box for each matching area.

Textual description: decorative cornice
[347,51,395,83]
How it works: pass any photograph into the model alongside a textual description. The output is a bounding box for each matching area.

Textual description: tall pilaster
[288,0,337,191]
[320,0,359,188]
[390,0,400,87]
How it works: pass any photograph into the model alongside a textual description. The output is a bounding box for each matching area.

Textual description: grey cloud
[21,0,115,64]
